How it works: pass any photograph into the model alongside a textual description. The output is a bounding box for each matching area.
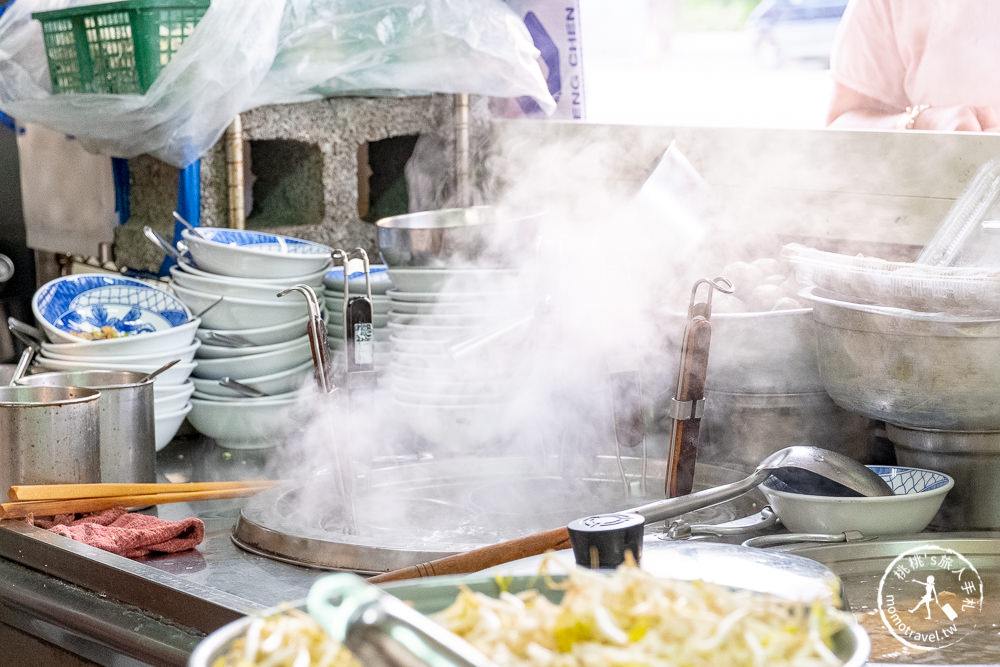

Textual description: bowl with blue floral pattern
[33,274,194,346]
[761,465,954,536]
[181,228,333,279]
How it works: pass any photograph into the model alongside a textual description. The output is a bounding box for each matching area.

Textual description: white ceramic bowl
[187,396,300,449]
[196,315,311,347]
[155,403,192,451]
[191,388,309,403]
[33,357,196,386]
[171,283,311,330]
[33,273,194,344]
[181,228,333,279]
[760,465,954,536]
[154,381,196,414]
[169,264,327,298]
[192,338,313,380]
[173,260,330,287]
[196,335,309,360]
[384,267,520,293]
[190,360,314,398]
[40,339,201,366]
[27,319,200,356]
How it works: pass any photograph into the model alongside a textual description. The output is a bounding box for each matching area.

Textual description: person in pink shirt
[827,0,1000,131]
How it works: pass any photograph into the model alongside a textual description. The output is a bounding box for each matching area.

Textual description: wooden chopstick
[8,479,279,502]
[1,484,278,520]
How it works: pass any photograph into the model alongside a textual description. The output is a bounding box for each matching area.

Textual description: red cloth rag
[32,507,205,558]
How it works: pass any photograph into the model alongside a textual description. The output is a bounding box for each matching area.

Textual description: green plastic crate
[33,0,210,95]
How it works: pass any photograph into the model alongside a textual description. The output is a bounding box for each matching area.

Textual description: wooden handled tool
[665,276,733,498]
[367,526,573,584]
[667,315,713,498]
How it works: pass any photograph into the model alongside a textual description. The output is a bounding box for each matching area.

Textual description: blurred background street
[580,0,843,128]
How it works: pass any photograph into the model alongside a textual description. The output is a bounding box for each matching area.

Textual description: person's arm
[828,82,1000,131]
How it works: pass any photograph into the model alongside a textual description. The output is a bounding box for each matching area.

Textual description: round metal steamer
[232,459,765,573]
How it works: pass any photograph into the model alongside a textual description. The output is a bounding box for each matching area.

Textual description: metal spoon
[8,346,35,386]
[632,445,892,525]
[172,211,206,240]
[143,225,183,261]
[138,359,181,383]
[204,331,256,348]
[7,317,44,348]
[218,377,269,398]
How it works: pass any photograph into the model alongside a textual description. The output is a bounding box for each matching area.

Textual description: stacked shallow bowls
[322,261,393,369]
[30,273,200,449]
[376,207,533,447]
[169,227,333,449]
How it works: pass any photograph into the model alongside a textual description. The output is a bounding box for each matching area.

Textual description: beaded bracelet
[900,104,931,130]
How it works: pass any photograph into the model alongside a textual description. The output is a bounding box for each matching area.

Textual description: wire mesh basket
[33,0,210,95]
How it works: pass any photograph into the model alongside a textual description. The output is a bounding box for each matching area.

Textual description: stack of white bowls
[30,273,200,450]
[322,261,393,369]
[383,269,524,447]
[168,227,333,449]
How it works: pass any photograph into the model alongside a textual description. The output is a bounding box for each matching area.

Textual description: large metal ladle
[367,446,892,583]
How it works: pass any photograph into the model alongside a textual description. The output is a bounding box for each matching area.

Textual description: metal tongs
[665,276,734,498]
[332,248,377,394]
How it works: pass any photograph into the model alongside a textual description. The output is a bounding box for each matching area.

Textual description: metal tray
[771,533,1000,665]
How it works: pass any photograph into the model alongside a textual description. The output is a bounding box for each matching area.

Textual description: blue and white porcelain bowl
[181,228,333,279]
[760,465,954,536]
[32,274,195,346]
[322,263,393,295]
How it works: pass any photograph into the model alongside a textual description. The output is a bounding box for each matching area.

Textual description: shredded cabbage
[432,560,854,667]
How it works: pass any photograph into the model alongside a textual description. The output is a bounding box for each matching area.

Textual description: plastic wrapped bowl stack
[30,273,201,447]
[164,227,333,448]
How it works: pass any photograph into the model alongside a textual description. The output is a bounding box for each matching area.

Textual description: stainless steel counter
[3,434,995,666]
[0,435,329,666]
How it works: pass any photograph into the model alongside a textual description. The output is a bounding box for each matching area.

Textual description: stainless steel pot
[375,206,539,269]
[18,370,155,484]
[700,389,873,473]
[804,287,1000,430]
[0,385,101,492]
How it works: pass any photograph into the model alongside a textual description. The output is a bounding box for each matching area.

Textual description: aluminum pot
[706,309,824,393]
[699,389,873,473]
[375,206,539,269]
[885,423,1000,531]
[0,385,101,492]
[18,370,155,484]
[804,287,1000,430]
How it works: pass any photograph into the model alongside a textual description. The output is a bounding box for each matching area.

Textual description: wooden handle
[8,479,278,502]
[668,316,713,497]
[367,526,572,584]
[1,485,273,519]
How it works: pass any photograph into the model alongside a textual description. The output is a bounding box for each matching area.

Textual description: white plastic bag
[0,0,554,168]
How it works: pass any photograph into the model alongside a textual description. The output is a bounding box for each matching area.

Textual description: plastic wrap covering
[0,0,555,167]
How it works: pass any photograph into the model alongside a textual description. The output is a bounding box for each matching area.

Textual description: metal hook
[277,284,331,393]
[687,275,735,320]
[347,248,373,305]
